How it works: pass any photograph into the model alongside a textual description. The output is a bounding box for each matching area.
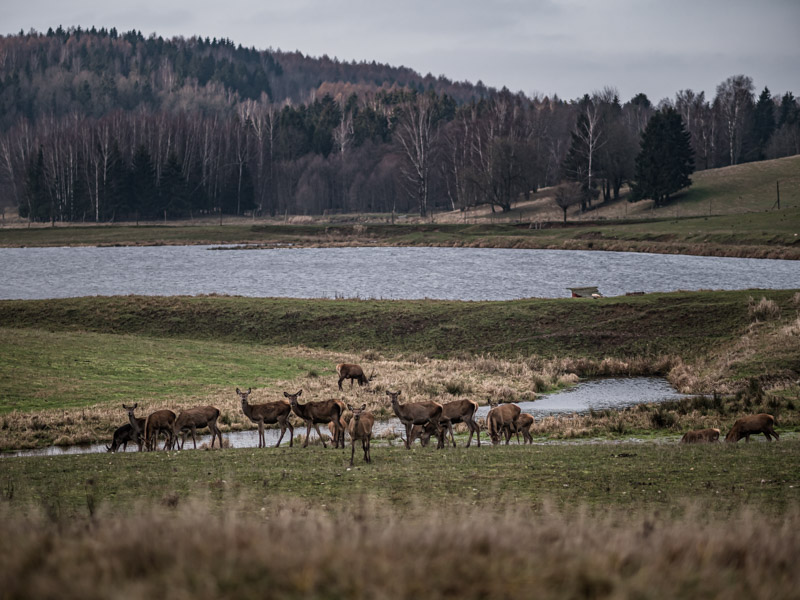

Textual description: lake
[1,246,798,300]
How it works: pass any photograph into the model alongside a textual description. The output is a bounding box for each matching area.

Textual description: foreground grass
[2,496,798,599]
[3,440,799,515]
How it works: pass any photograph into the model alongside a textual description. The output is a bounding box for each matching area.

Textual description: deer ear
[361,404,367,411]
[297,389,302,396]
[236,388,240,394]
[283,392,289,398]
[347,404,354,411]
[247,387,251,394]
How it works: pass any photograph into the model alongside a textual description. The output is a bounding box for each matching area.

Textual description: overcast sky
[4,0,798,103]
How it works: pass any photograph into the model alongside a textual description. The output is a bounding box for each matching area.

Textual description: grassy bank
[1,291,799,450]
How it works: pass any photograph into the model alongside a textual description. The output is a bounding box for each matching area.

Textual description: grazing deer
[144,409,177,451]
[512,413,534,444]
[347,403,375,466]
[440,399,481,448]
[237,387,294,448]
[106,423,139,453]
[285,390,344,449]
[410,420,444,448]
[336,363,374,391]
[486,400,521,445]
[680,428,721,444]
[173,405,223,450]
[725,414,779,443]
[122,403,146,451]
[386,390,445,450]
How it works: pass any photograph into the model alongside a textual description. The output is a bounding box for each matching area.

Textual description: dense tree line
[0,28,798,222]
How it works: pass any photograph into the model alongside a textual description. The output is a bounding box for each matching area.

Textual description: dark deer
[347,403,375,466]
[122,403,145,451]
[486,400,521,445]
[285,390,343,449]
[725,414,779,443]
[106,424,139,453]
[512,413,534,444]
[237,387,294,448]
[144,409,177,451]
[336,363,374,391]
[173,406,223,450]
[386,390,445,450]
[680,428,721,444]
[328,406,349,449]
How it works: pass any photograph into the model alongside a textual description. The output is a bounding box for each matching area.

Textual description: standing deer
[512,413,534,444]
[122,403,145,451]
[336,363,374,391]
[439,399,481,447]
[725,414,779,443]
[486,400,521,445]
[173,405,223,450]
[285,390,344,449]
[106,423,139,453]
[347,403,375,466]
[237,387,294,448]
[386,390,446,450]
[328,407,349,449]
[144,409,177,451]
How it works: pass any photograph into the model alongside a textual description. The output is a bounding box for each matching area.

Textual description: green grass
[3,439,798,516]
[0,327,327,413]
[0,290,778,361]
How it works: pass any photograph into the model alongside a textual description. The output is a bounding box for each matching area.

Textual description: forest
[1,26,798,222]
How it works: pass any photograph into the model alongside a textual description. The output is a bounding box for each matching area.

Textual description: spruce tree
[630,108,694,207]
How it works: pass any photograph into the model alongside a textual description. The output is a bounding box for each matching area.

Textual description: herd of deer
[108,362,781,465]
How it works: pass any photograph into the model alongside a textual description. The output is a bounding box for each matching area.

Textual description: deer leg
[215,423,222,448]
[312,422,328,448]
[274,423,284,448]
[350,439,356,467]
[365,437,371,463]
[303,422,313,447]
[338,377,344,391]
[447,421,456,448]
[288,421,294,447]
[404,423,412,449]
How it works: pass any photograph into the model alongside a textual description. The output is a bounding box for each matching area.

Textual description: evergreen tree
[21,147,49,221]
[751,87,775,160]
[130,144,157,218]
[630,108,694,207]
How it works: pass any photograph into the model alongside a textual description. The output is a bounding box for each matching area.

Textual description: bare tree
[394,93,439,217]
[714,75,754,166]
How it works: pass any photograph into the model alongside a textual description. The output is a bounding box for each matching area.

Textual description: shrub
[748,296,781,322]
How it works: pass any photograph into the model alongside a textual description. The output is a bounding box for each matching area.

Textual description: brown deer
[680,428,721,444]
[328,409,349,448]
[144,409,177,451]
[386,390,445,450]
[237,387,294,448]
[440,399,481,448]
[410,421,445,448]
[347,403,375,466]
[336,363,374,391]
[122,403,145,451]
[486,400,521,445]
[512,413,534,444]
[285,390,344,449]
[173,406,223,450]
[106,423,139,453]
[725,414,779,443]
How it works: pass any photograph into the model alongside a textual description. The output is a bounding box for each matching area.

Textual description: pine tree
[630,108,694,207]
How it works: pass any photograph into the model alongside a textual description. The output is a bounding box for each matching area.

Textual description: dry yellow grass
[1,497,798,599]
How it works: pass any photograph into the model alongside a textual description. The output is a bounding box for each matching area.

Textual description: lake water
[2,377,691,457]
[1,246,798,300]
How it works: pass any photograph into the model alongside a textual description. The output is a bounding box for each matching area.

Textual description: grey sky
[4,0,798,102]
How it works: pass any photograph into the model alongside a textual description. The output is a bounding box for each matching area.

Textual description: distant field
[1,156,798,259]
